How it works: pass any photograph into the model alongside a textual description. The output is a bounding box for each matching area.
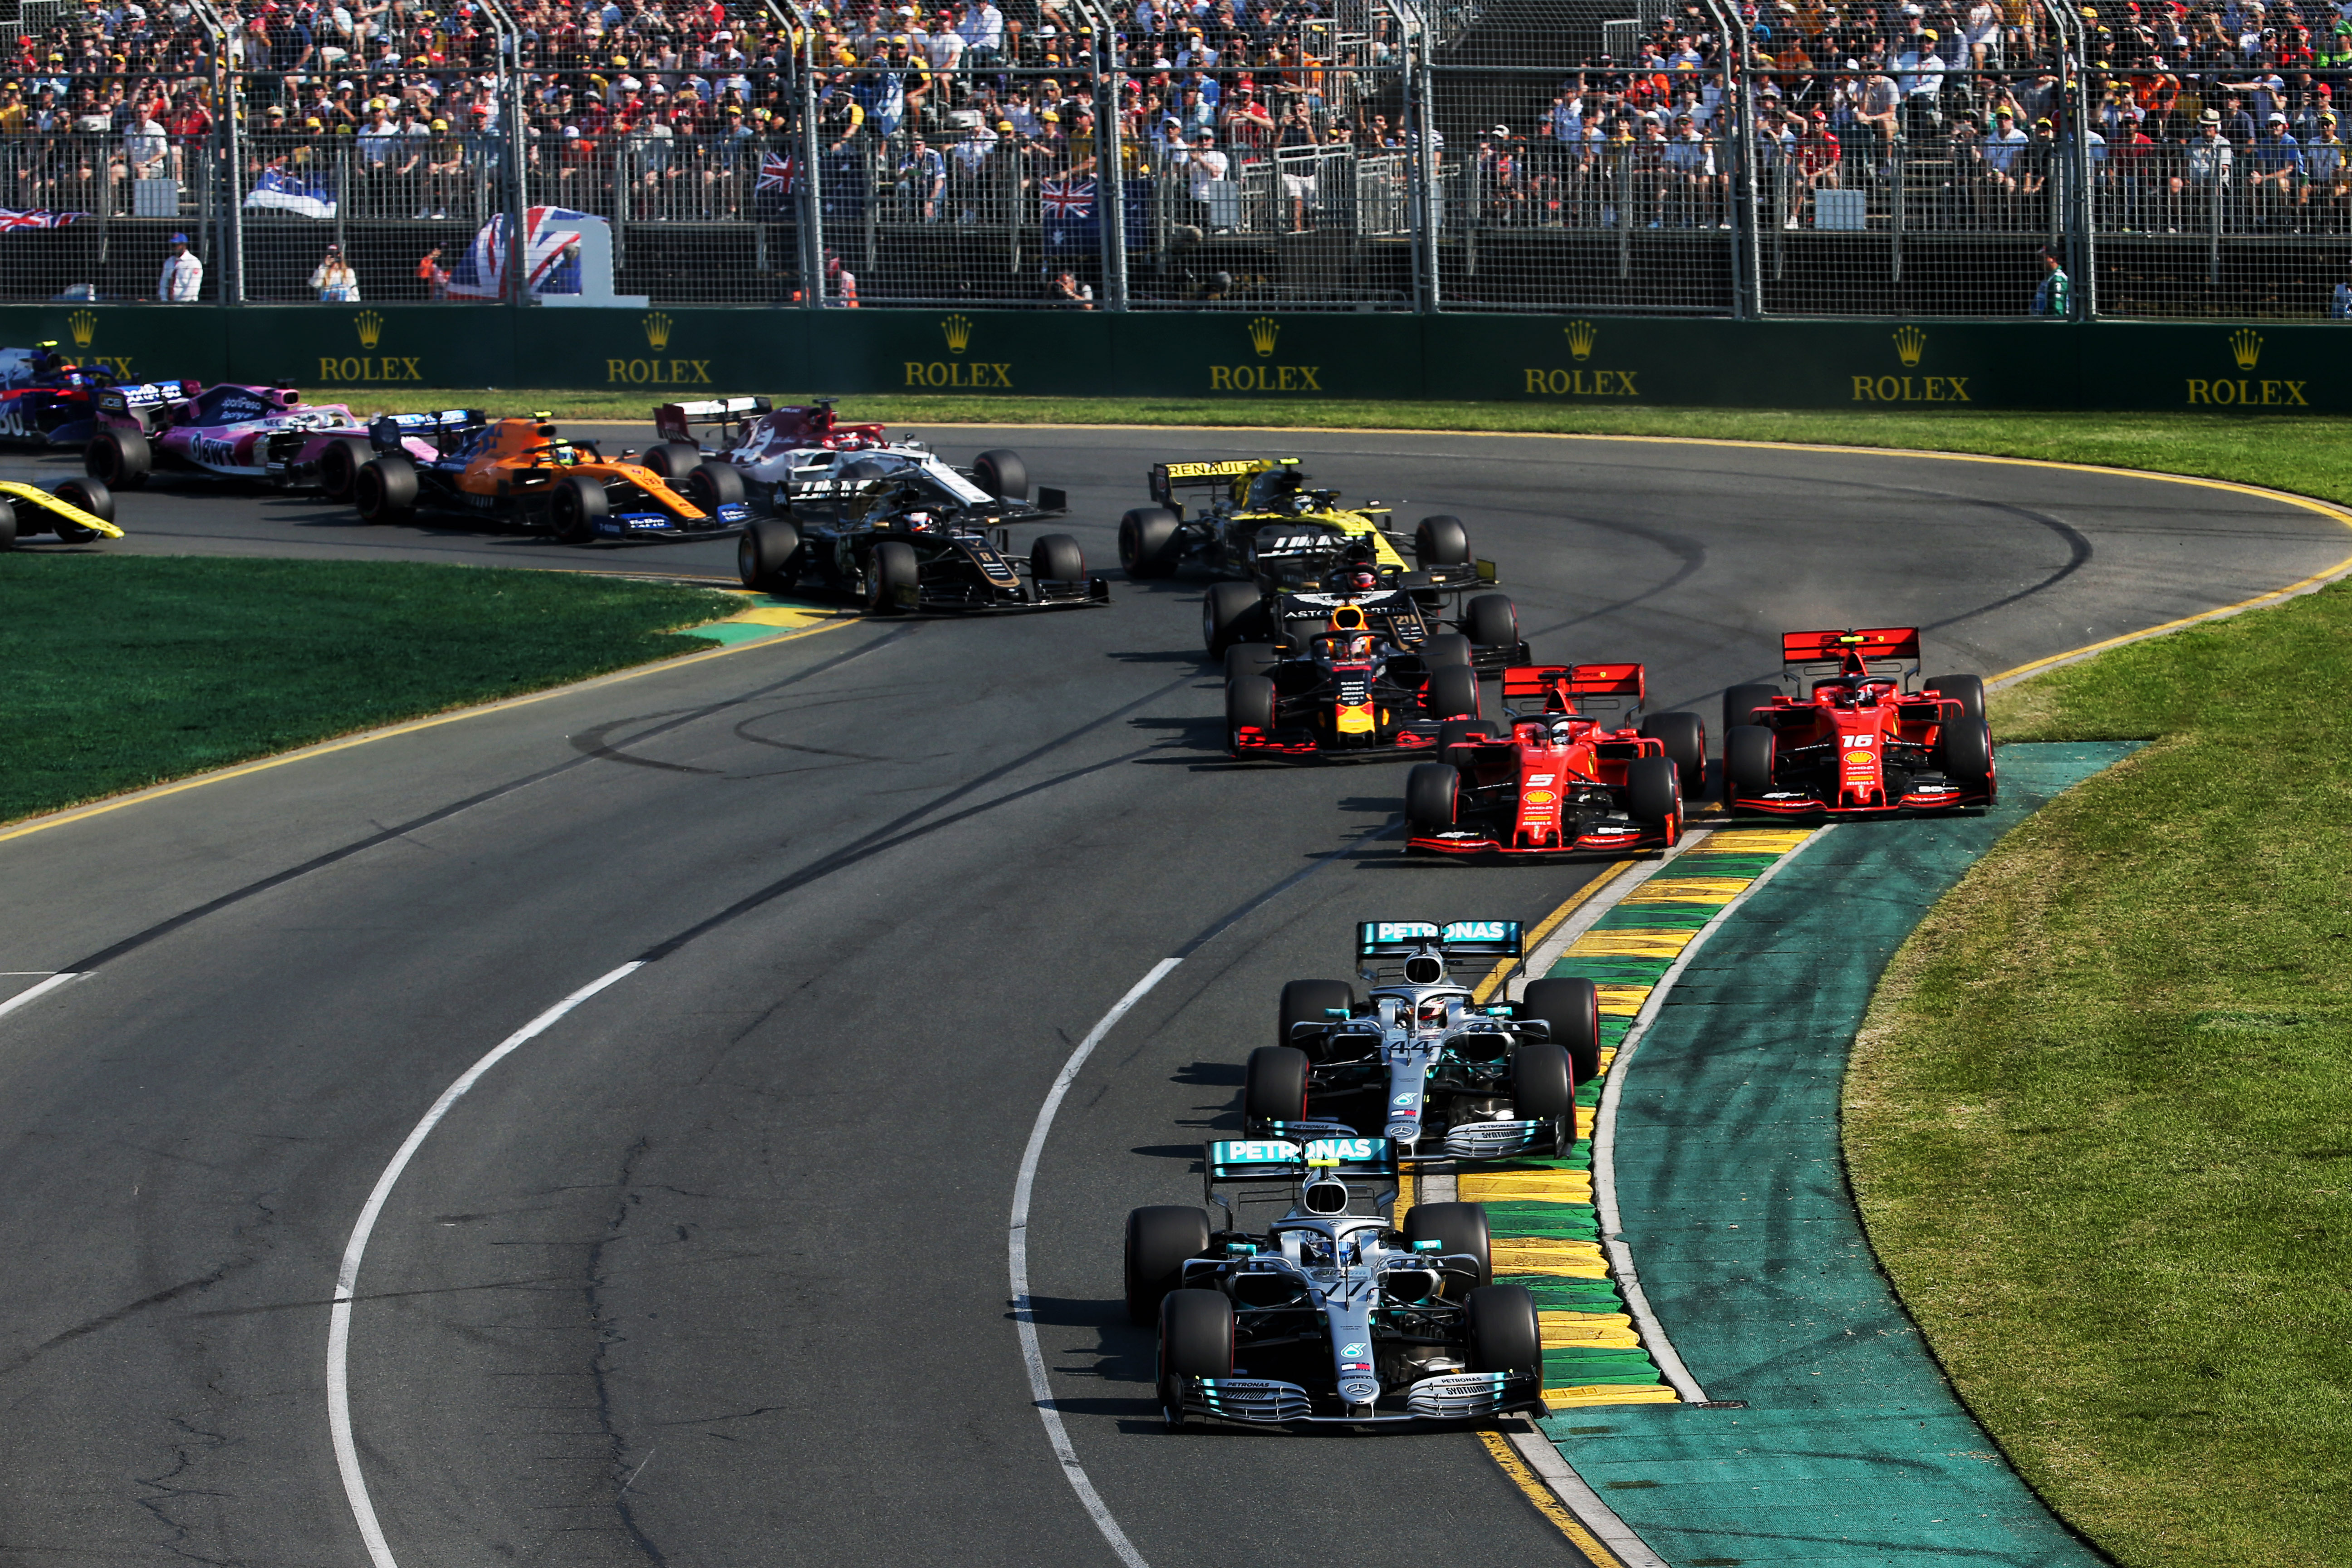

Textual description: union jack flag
[1039,176,1095,220]
[756,150,798,194]
[0,209,85,231]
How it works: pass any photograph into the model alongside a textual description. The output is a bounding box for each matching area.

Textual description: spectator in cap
[2249,108,2303,221]
[2172,108,2234,230]
[311,240,360,300]
[157,231,202,301]
[2302,110,2347,221]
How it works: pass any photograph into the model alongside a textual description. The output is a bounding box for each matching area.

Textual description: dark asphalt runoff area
[0,426,2342,1568]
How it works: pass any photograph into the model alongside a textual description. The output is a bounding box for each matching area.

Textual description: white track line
[0,972,80,1020]
[1009,958,1180,1568]
[327,960,644,1568]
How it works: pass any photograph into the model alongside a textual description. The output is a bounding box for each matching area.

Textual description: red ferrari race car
[1404,663,1703,856]
[1720,627,1994,817]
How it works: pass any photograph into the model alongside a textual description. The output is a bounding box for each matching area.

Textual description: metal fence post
[800,20,826,308]
[477,0,529,313]
[1411,4,1440,311]
[191,0,242,304]
[1700,0,1757,318]
[1073,0,1128,311]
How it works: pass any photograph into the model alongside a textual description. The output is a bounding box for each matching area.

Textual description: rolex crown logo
[67,309,96,348]
[642,311,673,350]
[1247,316,1280,358]
[1892,324,1926,368]
[2230,328,2263,370]
[941,314,973,354]
[354,309,384,349]
[1564,319,1597,362]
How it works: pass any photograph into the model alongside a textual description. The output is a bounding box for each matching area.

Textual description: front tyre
[1226,672,1277,750]
[1414,514,1471,567]
[1124,1205,1211,1326]
[1242,1045,1311,1134]
[1424,663,1480,721]
[549,472,609,544]
[737,516,803,591]
[51,476,111,539]
[1277,978,1355,1053]
[866,538,919,614]
[1926,673,1987,722]
[1029,532,1084,583]
[1511,1041,1577,1152]
[1465,593,1518,651]
[1405,761,1459,836]
[972,448,1027,501]
[1157,1287,1234,1427]
[1403,1201,1493,1290]
[1640,711,1707,798]
[684,459,747,515]
[1725,724,1775,798]
[1723,683,1781,735]
[1626,755,1682,843]
[1203,580,1265,657]
[1465,1282,1543,1385]
[642,441,703,479]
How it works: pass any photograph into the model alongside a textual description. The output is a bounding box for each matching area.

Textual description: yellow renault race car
[0,475,119,548]
[1118,457,1494,590]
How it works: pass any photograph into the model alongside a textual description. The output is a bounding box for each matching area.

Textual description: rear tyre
[86,428,149,490]
[1420,632,1474,670]
[1405,761,1459,836]
[1224,642,1281,682]
[1925,673,1986,722]
[550,472,609,544]
[1640,711,1707,798]
[1225,672,1276,748]
[1203,580,1265,657]
[642,441,703,479]
[1723,682,1780,735]
[318,439,360,502]
[737,516,804,590]
[1125,1205,1212,1326]
[1465,1282,1543,1382]
[866,538,919,614]
[1403,1201,1493,1290]
[684,459,746,514]
[1465,593,1518,650]
[1278,978,1355,1053]
[354,454,418,526]
[1940,718,1994,781]
[972,448,1027,501]
[1030,532,1083,583]
[1242,1045,1311,1134]
[1511,1041,1577,1152]
[1414,514,1471,567]
[1521,976,1602,1085]
[1425,663,1480,721]
[1118,506,1182,578]
[1725,724,1776,798]
[1626,755,1682,842]
[1158,1287,1234,1426]
[0,503,16,548]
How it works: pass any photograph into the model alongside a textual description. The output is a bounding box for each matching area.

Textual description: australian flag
[1041,174,1096,250]
[447,205,590,299]
[243,167,338,220]
[0,207,86,231]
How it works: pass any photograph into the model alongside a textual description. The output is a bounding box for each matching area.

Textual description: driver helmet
[1416,996,1453,1031]
[903,510,934,531]
[1549,717,1581,745]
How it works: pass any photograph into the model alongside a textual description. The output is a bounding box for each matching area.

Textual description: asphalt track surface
[1,429,2345,1568]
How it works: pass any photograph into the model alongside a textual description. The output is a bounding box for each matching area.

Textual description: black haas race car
[737,455,1106,616]
[0,343,115,447]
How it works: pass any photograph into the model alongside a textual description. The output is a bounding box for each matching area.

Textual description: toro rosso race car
[652,396,1058,522]
[0,342,115,447]
[1721,627,1994,817]
[1405,664,1704,857]
[0,473,121,548]
[737,457,1103,616]
[1124,1133,1548,1427]
[351,413,749,544]
[1246,919,1601,1161]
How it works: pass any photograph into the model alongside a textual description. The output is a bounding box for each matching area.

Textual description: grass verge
[0,557,736,825]
[313,390,2352,510]
[1847,581,2352,1568]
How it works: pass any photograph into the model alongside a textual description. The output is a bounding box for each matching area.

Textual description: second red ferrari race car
[1720,627,1994,817]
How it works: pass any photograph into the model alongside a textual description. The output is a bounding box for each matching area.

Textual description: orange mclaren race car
[1720,627,1994,817]
[1404,663,1700,856]
[348,412,749,544]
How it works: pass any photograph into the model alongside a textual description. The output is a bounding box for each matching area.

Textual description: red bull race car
[1720,627,1994,817]
[1404,663,1702,856]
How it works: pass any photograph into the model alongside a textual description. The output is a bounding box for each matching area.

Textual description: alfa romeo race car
[1124,1133,1548,1427]
[0,342,115,447]
[1405,664,1703,857]
[83,380,378,490]
[736,458,1103,615]
[652,396,1060,522]
[0,474,120,547]
[1245,919,1601,1160]
[1722,627,1994,817]
[350,413,749,544]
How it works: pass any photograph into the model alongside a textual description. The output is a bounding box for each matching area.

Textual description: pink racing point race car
[1404,663,1705,858]
[80,380,442,499]
[1720,627,1994,817]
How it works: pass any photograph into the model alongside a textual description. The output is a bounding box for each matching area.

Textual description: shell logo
[1844,750,1875,768]
[1524,789,1558,805]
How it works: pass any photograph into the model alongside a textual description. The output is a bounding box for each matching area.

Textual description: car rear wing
[1782,627,1922,687]
[654,396,772,443]
[368,408,487,454]
[99,379,197,411]
[1204,1135,1397,1185]
[1501,663,1645,724]
[1356,920,1523,960]
[1147,456,1272,507]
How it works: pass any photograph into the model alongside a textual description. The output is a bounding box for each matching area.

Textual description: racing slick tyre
[1125,1205,1213,1326]
[53,476,113,535]
[1406,762,1459,837]
[1203,580,1267,657]
[1278,978,1356,1054]
[684,459,747,514]
[1926,673,1987,722]
[318,439,361,503]
[1420,632,1474,670]
[738,517,804,590]
[1029,532,1084,584]
[1725,724,1776,798]
[866,538,920,614]
[1465,592,1519,650]
[1940,717,1995,783]
[1626,755,1682,843]
[642,441,703,480]
[1465,1282,1543,1383]
[1158,1287,1234,1426]
[1118,506,1182,579]
[1511,1041,1578,1153]
[972,448,1028,501]
[0,502,16,548]
[1436,717,1499,752]
[1242,1045,1311,1134]
[1404,1201,1494,1290]
[1226,673,1277,750]
[354,454,419,527]
[1224,642,1281,682]
[1425,664,1481,722]
[1724,683,1781,735]
[85,428,149,491]
[549,472,609,544]
[1640,710,1707,798]
[1520,976,1602,1085]
[1414,514,1471,568]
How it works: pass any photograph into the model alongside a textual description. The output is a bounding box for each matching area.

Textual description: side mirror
[1323,1006,1349,1018]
